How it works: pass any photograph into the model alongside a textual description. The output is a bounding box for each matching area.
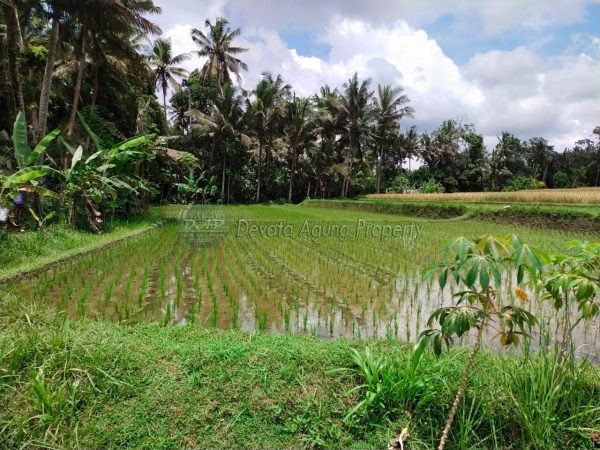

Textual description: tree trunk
[227,174,231,204]
[437,323,485,450]
[162,83,168,126]
[288,148,297,203]
[221,153,226,200]
[67,33,87,136]
[376,146,382,194]
[37,18,60,142]
[4,5,25,114]
[91,65,99,109]
[256,142,262,203]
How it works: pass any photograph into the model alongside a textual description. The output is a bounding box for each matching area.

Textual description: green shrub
[420,178,445,193]
[503,176,537,192]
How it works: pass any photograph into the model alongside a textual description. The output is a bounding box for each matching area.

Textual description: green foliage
[342,346,434,421]
[388,175,411,193]
[420,178,445,193]
[507,352,600,449]
[174,171,218,203]
[12,113,61,169]
[503,175,537,191]
[553,170,570,188]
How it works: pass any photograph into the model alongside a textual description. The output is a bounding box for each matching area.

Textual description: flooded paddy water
[9,205,600,360]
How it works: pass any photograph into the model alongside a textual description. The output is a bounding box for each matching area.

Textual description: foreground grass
[0,215,162,282]
[363,187,600,205]
[1,295,599,449]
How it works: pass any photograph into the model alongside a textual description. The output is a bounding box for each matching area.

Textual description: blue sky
[154,0,600,150]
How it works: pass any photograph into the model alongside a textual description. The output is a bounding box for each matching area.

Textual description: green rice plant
[162,303,172,326]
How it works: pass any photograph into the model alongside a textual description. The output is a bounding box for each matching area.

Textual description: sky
[153,0,600,151]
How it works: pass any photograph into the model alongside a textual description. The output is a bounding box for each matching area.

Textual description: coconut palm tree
[65,0,161,135]
[284,95,314,202]
[246,73,290,202]
[148,38,189,125]
[186,83,249,201]
[191,17,248,86]
[338,73,374,197]
[527,137,554,184]
[373,84,414,193]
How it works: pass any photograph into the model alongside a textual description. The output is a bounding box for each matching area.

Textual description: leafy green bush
[420,178,445,193]
[503,176,537,192]
[389,175,411,193]
[553,171,569,188]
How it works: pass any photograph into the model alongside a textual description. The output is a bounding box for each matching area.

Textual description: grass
[0,213,163,282]
[1,293,599,449]
[363,186,600,205]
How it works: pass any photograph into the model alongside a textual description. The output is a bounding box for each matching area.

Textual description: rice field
[364,186,600,204]
[9,205,600,359]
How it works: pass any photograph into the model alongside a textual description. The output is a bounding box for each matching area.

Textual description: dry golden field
[364,187,600,205]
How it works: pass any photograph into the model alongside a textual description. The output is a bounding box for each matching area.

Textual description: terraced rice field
[10,205,600,358]
[364,186,600,204]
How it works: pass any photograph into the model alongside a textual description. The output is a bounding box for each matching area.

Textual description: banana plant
[174,171,218,204]
[62,145,141,233]
[0,112,61,223]
[59,113,157,232]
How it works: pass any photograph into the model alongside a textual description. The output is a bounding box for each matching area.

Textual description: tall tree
[148,38,189,125]
[65,0,161,135]
[338,73,374,197]
[491,132,525,190]
[284,95,314,202]
[191,17,248,86]
[2,2,25,115]
[527,137,554,184]
[373,84,414,193]
[246,73,290,202]
[187,83,248,201]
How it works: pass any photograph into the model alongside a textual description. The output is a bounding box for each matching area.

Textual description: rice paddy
[364,186,600,205]
[8,205,600,359]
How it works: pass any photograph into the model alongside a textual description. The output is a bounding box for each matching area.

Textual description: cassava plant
[418,234,542,450]
[540,240,600,363]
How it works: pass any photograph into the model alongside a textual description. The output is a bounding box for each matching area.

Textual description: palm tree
[148,38,189,125]
[527,137,554,184]
[246,73,290,202]
[284,95,314,202]
[191,17,248,86]
[311,86,344,198]
[492,132,523,190]
[339,73,374,197]
[420,120,463,171]
[373,84,414,193]
[186,83,249,201]
[36,1,61,143]
[65,0,161,135]
[2,1,25,116]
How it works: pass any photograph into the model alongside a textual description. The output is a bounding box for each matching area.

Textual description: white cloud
[219,0,600,36]
[158,10,600,151]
